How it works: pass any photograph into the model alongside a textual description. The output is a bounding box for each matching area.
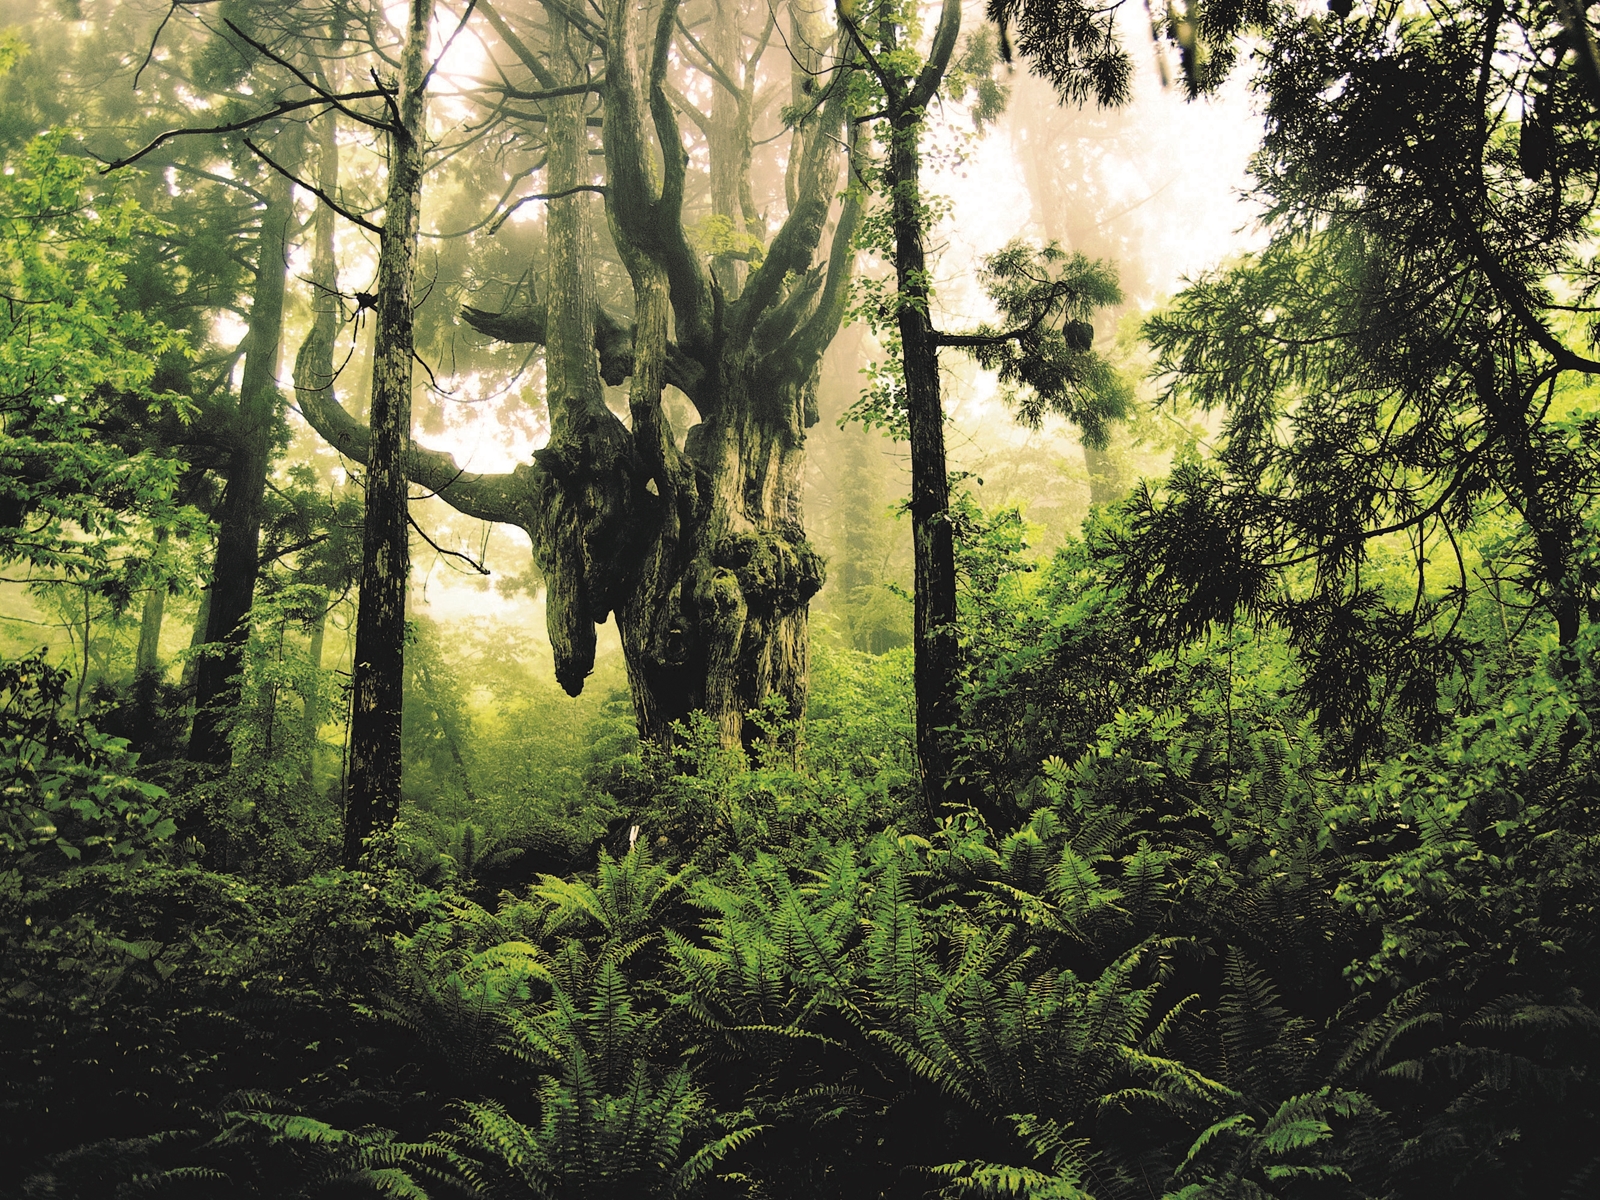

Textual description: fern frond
[669,1122,767,1191]
[1330,986,1438,1082]
[929,1158,1093,1200]
[1177,1112,1256,1173]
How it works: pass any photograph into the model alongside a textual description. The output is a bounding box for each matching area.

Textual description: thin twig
[223,17,398,132]
[243,137,384,233]
[101,93,388,172]
[408,510,490,574]
[421,0,482,93]
[488,183,608,233]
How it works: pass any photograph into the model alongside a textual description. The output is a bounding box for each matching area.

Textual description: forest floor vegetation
[4,515,1598,1200]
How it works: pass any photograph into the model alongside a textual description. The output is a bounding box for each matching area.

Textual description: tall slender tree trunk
[297,115,341,790]
[135,528,169,676]
[188,128,302,763]
[302,593,328,785]
[839,0,967,821]
[182,588,211,690]
[1480,360,1581,653]
[342,0,435,865]
[1084,442,1126,506]
[889,111,961,822]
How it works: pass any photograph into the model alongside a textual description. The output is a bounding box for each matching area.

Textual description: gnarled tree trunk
[300,0,859,750]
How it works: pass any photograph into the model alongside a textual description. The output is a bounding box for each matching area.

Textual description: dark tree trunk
[1084,441,1126,506]
[188,130,300,763]
[1479,358,1581,654]
[341,0,434,865]
[888,112,962,823]
[590,0,848,747]
[856,0,966,821]
[613,323,828,746]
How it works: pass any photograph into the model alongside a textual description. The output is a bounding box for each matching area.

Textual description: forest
[2,0,1598,1195]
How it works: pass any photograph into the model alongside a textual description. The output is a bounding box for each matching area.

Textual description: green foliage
[1121,0,1600,760]
[982,0,1134,105]
[0,133,200,581]
[7,495,1600,1199]
[847,236,1131,460]
[943,28,1011,127]
[815,423,915,655]
[689,213,767,267]
[0,651,174,899]
[171,585,340,877]
[6,4,1600,1195]
[964,242,1131,449]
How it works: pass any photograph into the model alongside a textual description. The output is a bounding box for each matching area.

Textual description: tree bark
[1084,441,1125,506]
[342,0,434,865]
[889,113,961,822]
[596,0,850,746]
[135,586,166,677]
[188,127,302,764]
[1478,357,1582,654]
[296,114,342,790]
[866,0,965,820]
[181,588,211,690]
[135,528,169,677]
[302,592,328,785]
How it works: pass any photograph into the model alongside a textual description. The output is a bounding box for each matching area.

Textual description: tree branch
[745,6,779,80]
[834,6,894,101]
[159,159,271,204]
[295,372,540,529]
[792,135,865,361]
[472,79,604,102]
[421,0,481,94]
[460,302,546,343]
[460,300,702,398]
[133,0,187,91]
[426,157,545,237]
[652,0,690,219]
[538,0,608,47]
[243,137,383,233]
[101,92,389,172]
[222,17,399,131]
[676,17,744,98]
[488,183,609,233]
[906,0,962,113]
[663,80,713,135]
[737,46,850,336]
[477,0,560,87]
[408,509,490,573]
